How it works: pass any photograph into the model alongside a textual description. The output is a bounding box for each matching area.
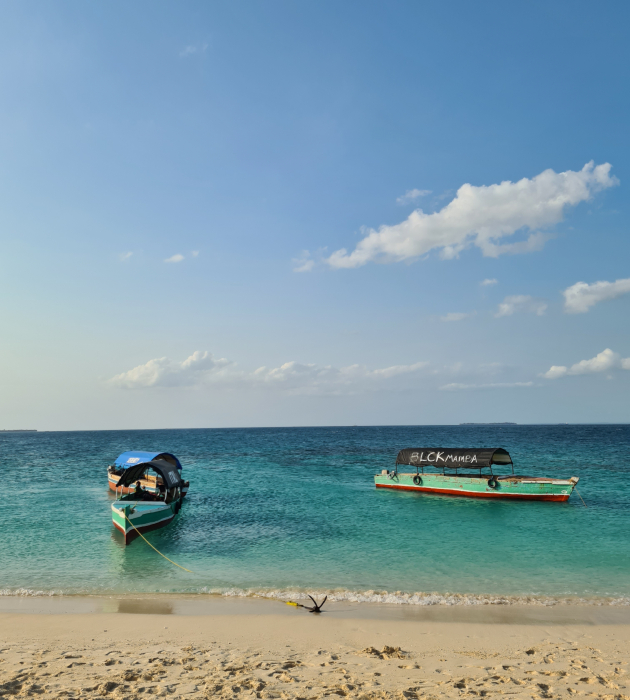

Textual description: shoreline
[3,587,630,607]
[2,594,630,625]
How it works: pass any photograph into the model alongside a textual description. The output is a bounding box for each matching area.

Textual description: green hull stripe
[374,472,575,500]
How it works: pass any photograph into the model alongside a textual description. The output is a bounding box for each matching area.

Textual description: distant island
[459,422,517,426]
[0,429,37,432]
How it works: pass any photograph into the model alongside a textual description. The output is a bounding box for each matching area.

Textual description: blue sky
[1,0,629,429]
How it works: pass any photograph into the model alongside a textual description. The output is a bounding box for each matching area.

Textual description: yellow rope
[122,508,194,573]
[574,487,587,508]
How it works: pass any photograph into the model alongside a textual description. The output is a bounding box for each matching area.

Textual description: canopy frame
[394,448,514,477]
[115,459,184,491]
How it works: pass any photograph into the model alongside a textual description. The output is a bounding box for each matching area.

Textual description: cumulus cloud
[111,351,233,388]
[292,250,315,273]
[326,162,617,269]
[441,312,475,322]
[439,381,533,391]
[495,295,547,318]
[542,348,630,379]
[396,188,431,204]
[481,278,498,286]
[119,252,133,262]
[111,352,428,394]
[165,254,185,263]
[563,277,630,313]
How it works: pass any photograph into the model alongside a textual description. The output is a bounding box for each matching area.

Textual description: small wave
[205,587,630,607]
[2,586,629,606]
[0,588,64,597]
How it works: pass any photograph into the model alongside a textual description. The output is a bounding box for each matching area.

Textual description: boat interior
[116,467,180,503]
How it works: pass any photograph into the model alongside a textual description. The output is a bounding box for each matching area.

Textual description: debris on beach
[361,645,409,659]
[286,595,328,613]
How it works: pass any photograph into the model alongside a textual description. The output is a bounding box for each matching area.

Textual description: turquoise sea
[2,425,630,605]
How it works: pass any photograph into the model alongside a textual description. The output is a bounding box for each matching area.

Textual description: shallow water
[2,425,629,603]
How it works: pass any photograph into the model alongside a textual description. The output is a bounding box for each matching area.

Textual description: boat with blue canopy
[107,451,189,497]
[111,458,186,544]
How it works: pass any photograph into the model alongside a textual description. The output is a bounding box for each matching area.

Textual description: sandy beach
[2,597,630,699]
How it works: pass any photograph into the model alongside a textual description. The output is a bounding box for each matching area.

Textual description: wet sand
[1,597,630,699]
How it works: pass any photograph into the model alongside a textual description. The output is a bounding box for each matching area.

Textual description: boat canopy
[396,448,512,469]
[116,459,184,489]
[114,451,182,470]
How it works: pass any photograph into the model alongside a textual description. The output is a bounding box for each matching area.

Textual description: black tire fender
[487,477,499,489]
[413,475,422,486]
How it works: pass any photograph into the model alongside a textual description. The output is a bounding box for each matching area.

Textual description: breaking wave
[213,588,630,606]
[2,587,629,606]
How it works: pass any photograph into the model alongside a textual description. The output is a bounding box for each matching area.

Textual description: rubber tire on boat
[487,477,499,489]
[413,475,422,486]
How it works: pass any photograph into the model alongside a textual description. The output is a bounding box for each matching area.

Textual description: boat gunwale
[112,502,174,516]
[390,471,578,485]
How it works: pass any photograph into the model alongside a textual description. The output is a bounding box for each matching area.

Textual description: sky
[1,0,629,430]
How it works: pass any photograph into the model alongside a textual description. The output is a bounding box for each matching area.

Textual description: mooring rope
[122,509,194,572]
[574,487,587,507]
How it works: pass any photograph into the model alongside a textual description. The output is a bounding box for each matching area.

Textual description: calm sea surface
[2,425,630,604]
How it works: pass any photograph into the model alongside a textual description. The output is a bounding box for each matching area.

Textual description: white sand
[1,598,630,699]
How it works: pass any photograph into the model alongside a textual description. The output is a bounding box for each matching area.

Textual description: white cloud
[111,351,232,388]
[481,278,498,286]
[191,250,200,258]
[441,312,475,322]
[292,250,315,273]
[326,162,617,268]
[180,43,208,57]
[119,252,133,262]
[543,365,570,379]
[439,381,533,391]
[251,360,428,393]
[542,348,630,379]
[165,254,185,263]
[111,352,428,394]
[563,277,630,313]
[396,188,432,204]
[495,295,547,318]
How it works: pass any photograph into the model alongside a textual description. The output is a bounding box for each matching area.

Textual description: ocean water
[2,425,630,605]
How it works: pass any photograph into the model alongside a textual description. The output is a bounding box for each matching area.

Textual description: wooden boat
[111,458,186,545]
[108,451,189,498]
[374,448,579,502]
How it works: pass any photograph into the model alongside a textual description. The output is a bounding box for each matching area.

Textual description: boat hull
[374,472,578,501]
[111,501,179,545]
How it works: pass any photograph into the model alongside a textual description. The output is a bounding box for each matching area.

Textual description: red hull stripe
[375,483,569,502]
